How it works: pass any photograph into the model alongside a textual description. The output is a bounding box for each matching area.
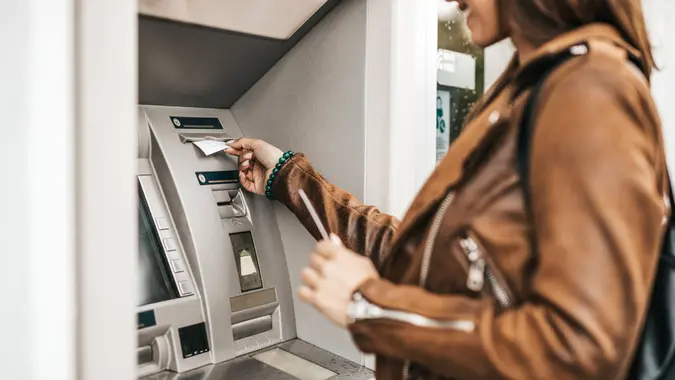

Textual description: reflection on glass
[138,194,176,306]
[436,1,485,161]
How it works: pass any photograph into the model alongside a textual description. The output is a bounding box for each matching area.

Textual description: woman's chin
[471,33,507,49]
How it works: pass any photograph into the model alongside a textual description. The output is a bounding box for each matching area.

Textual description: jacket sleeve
[270,154,399,267]
[347,65,667,379]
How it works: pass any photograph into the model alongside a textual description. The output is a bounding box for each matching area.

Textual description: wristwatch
[347,292,383,324]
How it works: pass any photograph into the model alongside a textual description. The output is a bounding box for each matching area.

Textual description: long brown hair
[469,0,655,122]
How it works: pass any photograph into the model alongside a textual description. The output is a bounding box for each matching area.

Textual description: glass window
[436,2,484,163]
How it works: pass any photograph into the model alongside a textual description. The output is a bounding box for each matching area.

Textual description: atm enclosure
[135,0,375,378]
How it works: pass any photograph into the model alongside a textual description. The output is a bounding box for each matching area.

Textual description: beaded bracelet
[265,150,295,200]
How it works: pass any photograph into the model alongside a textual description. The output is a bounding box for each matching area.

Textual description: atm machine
[134,1,373,379]
[135,107,370,379]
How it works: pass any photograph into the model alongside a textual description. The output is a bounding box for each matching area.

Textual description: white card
[240,250,257,276]
[193,140,230,156]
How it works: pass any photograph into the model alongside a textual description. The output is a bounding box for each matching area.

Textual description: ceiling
[138,0,341,109]
[139,0,329,40]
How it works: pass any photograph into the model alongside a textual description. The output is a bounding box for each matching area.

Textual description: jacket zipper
[349,293,475,331]
[403,190,514,379]
[459,236,513,309]
[419,191,456,286]
[404,191,458,379]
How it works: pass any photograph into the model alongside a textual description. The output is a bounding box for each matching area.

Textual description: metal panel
[139,0,328,40]
[141,105,297,364]
[140,339,373,380]
[230,288,277,313]
[138,0,340,108]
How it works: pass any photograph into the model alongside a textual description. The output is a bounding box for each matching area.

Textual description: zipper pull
[461,238,485,292]
[467,258,486,291]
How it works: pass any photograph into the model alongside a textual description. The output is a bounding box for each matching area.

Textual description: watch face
[348,293,370,320]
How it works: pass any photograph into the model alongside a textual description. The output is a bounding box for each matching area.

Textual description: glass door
[436,1,485,163]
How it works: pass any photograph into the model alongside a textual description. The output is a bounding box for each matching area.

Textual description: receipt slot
[212,189,247,219]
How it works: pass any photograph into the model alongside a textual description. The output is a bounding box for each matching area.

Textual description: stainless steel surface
[229,288,277,313]
[230,302,278,326]
[140,339,373,380]
[231,315,273,340]
[253,348,336,379]
[138,345,153,365]
[216,190,247,218]
[138,1,341,108]
[143,106,297,362]
[277,340,372,379]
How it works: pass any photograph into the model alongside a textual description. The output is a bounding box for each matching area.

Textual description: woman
[227,0,668,378]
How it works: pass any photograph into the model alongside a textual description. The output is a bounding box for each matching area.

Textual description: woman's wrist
[265,150,296,199]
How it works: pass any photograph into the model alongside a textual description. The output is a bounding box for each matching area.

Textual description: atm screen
[138,191,178,306]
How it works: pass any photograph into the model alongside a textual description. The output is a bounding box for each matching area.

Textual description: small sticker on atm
[195,171,239,186]
[137,310,157,330]
[170,116,223,130]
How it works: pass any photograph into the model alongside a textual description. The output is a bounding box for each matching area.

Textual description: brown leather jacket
[270,24,669,379]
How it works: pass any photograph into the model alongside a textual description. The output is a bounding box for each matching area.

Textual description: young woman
[227,0,667,378]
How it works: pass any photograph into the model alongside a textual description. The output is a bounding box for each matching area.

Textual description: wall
[76,1,138,379]
[484,39,514,91]
[645,0,675,168]
[386,0,439,218]
[231,0,367,363]
[1,1,77,379]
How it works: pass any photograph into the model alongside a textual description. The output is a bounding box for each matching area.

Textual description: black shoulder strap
[515,75,545,210]
[516,53,575,215]
[517,49,674,233]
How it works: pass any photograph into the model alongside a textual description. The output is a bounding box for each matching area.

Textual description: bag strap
[516,53,574,217]
[516,49,674,244]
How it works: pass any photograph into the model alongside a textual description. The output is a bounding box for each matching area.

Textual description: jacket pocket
[458,232,514,309]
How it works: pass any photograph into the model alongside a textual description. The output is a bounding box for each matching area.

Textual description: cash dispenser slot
[212,189,247,219]
[137,345,153,365]
[232,316,273,340]
[230,288,278,340]
[137,326,171,378]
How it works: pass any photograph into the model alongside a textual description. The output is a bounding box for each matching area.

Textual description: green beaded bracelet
[266,151,295,200]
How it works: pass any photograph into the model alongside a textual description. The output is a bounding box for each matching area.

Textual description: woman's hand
[299,235,380,327]
[225,138,284,195]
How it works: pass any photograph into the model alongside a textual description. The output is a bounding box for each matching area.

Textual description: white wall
[1,1,137,380]
[1,1,76,379]
[386,0,438,218]
[76,1,138,379]
[232,0,367,363]
[484,39,514,91]
[645,0,675,168]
